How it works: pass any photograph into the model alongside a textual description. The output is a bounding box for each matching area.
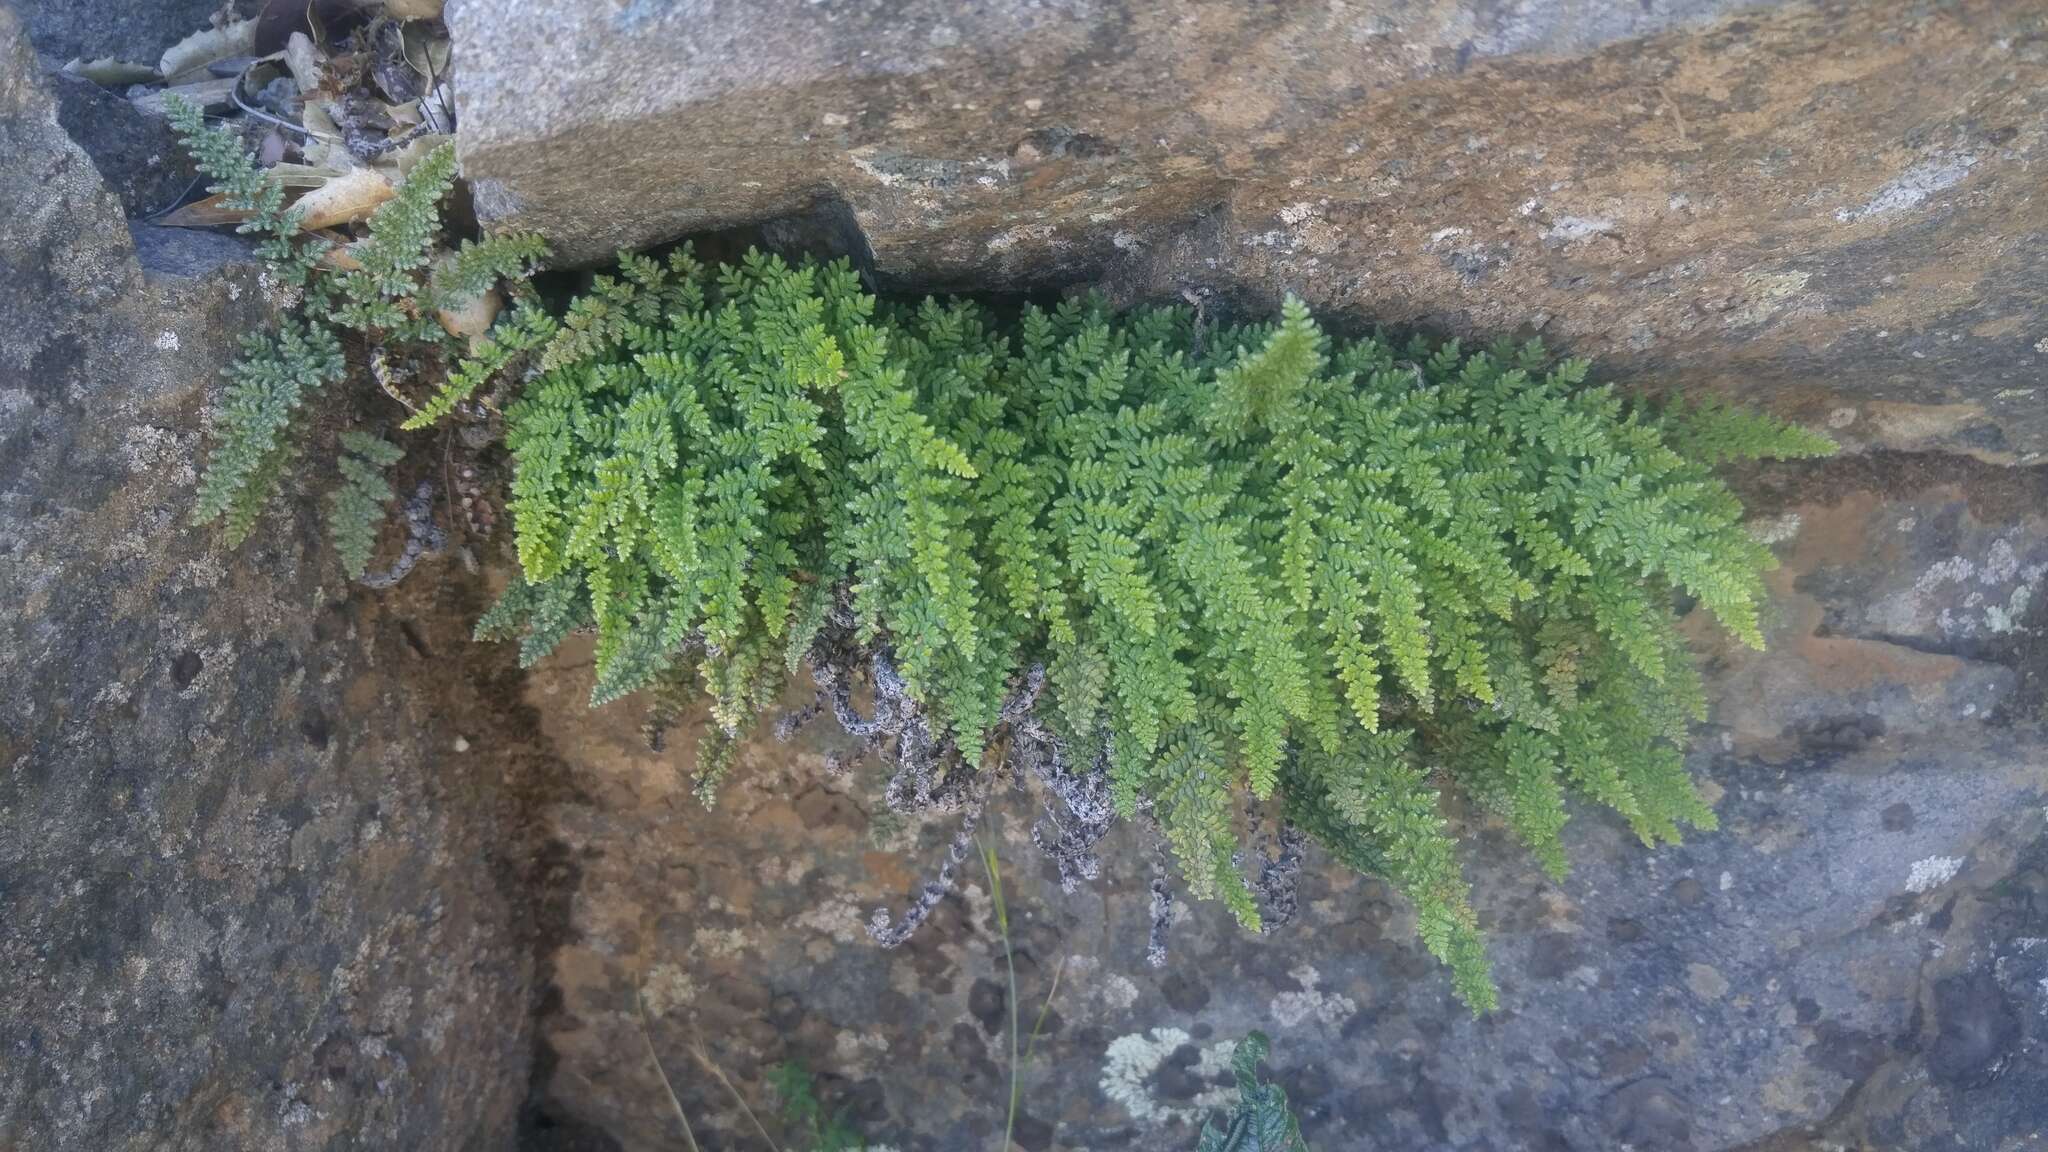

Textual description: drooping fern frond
[469,250,1829,1009]
[327,431,405,579]
[166,97,320,288]
[403,299,559,430]
[192,317,346,542]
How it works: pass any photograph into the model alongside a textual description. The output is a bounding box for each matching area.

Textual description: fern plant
[328,431,405,578]
[463,248,1831,1009]
[767,1062,868,1152]
[168,98,548,565]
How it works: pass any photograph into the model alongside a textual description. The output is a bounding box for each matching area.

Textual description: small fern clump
[168,98,547,565]
[472,249,1831,1008]
[328,432,405,579]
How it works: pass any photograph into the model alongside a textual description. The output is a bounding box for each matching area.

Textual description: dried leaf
[300,103,351,170]
[283,32,327,94]
[266,163,352,189]
[400,23,452,77]
[159,17,257,84]
[293,167,395,230]
[130,77,238,117]
[437,288,502,352]
[386,99,423,128]
[385,0,445,20]
[62,56,159,85]
[157,193,253,228]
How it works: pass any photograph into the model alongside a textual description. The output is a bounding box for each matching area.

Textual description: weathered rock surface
[519,454,2048,1150]
[17,0,243,67]
[451,0,2048,461]
[9,1,2048,1149]
[0,8,543,1148]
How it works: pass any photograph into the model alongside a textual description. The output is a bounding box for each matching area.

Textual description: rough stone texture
[451,0,2048,461]
[9,1,2048,1148]
[519,453,2048,1150]
[17,0,245,67]
[0,8,543,1148]
[49,70,198,217]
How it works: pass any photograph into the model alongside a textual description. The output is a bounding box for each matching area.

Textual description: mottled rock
[449,0,2048,458]
[48,70,197,217]
[16,0,246,66]
[0,7,541,1148]
[519,452,2048,1151]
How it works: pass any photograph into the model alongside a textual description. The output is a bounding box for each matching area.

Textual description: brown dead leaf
[130,78,238,117]
[254,0,376,54]
[294,167,395,230]
[431,251,501,351]
[267,163,351,189]
[159,18,256,84]
[438,290,503,353]
[157,194,252,228]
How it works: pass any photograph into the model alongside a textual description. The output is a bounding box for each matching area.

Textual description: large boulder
[0,8,543,1148]
[520,453,2048,1150]
[449,0,2048,461]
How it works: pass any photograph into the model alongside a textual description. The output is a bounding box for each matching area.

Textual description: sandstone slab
[450,0,2048,461]
[0,9,543,1147]
[517,454,2048,1150]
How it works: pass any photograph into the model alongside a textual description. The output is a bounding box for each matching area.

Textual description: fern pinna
[468,249,1830,1008]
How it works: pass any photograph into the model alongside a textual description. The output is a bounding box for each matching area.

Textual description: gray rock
[15,0,243,67]
[0,7,540,1149]
[49,70,197,217]
[449,0,2048,460]
[517,452,2048,1150]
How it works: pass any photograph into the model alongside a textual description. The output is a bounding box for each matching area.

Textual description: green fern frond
[326,431,404,579]
[457,250,1828,1010]
[192,319,347,542]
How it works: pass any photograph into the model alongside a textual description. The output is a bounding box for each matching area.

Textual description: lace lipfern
[467,249,1832,1009]
[171,98,548,553]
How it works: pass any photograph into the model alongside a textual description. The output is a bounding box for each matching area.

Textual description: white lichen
[1542,216,1614,243]
[1269,963,1357,1029]
[1098,972,1140,1012]
[1746,512,1802,546]
[795,896,867,944]
[1905,855,1965,894]
[642,963,697,1017]
[1835,153,1978,223]
[1100,1027,1193,1124]
[1099,1028,1240,1127]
